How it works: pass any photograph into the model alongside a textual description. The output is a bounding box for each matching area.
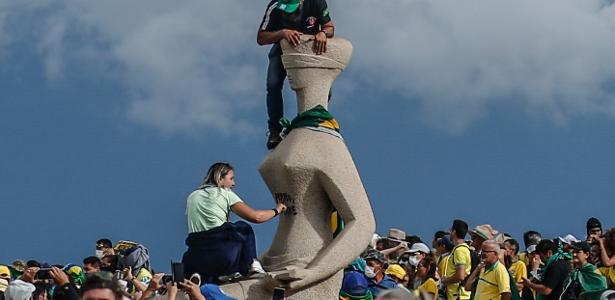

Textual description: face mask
[408,256,421,267]
[364,266,376,278]
[95,250,104,259]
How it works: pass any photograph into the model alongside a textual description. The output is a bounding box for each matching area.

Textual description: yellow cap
[385,264,407,281]
[0,265,10,279]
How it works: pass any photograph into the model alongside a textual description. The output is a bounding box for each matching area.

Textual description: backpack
[447,243,472,300]
[115,240,151,276]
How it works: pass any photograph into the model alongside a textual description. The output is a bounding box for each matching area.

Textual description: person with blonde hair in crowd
[182,162,287,283]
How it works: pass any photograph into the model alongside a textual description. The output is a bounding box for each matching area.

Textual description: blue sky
[2,0,615,271]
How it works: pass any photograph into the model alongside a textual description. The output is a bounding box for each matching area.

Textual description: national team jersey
[444,244,472,300]
[475,261,511,300]
[259,0,331,35]
[509,260,527,283]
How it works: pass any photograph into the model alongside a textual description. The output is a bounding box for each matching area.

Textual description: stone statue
[220,36,375,299]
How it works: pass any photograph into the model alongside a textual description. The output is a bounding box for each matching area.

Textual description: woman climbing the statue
[182,162,287,284]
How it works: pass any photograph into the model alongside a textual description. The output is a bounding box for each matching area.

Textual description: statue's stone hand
[273,267,320,291]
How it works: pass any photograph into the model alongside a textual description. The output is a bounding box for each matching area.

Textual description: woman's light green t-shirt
[186,187,243,233]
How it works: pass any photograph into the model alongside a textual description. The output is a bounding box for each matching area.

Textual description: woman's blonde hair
[198,162,234,189]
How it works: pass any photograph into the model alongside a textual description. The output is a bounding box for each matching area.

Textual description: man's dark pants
[266,43,286,132]
[266,43,332,132]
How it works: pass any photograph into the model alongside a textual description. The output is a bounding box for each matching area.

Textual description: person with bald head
[464,240,512,300]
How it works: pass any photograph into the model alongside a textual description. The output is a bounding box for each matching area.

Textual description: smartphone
[114,270,124,280]
[36,268,53,280]
[161,274,173,285]
[171,262,184,283]
[272,287,285,300]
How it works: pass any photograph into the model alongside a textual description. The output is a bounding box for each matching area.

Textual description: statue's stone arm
[275,160,375,291]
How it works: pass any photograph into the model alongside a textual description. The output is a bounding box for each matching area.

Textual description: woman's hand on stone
[276,202,287,214]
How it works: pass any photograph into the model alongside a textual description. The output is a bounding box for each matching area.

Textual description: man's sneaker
[266,129,283,150]
[249,259,267,274]
[189,273,201,286]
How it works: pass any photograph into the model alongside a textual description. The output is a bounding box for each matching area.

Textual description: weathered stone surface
[220,36,375,299]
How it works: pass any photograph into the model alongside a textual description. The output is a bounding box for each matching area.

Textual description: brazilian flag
[331,210,344,238]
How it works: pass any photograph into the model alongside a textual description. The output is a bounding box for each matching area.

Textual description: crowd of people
[8,0,614,297]
[0,238,239,300]
[1,160,614,300]
[1,218,613,300]
[339,218,615,300]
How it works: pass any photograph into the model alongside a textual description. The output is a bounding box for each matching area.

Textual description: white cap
[527,245,537,254]
[558,234,579,245]
[405,242,430,254]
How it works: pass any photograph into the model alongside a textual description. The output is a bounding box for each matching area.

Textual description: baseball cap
[527,245,537,254]
[0,265,10,279]
[405,242,430,254]
[11,260,26,273]
[586,217,602,235]
[276,0,300,13]
[385,264,407,281]
[349,258,367,273]
[64,264,85,285]
[341,271,372,298]
[558,234,580,245]
[363,250,385,263]
[437,236,454,250]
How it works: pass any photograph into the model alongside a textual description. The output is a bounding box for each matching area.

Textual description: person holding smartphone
[182,162,287,283]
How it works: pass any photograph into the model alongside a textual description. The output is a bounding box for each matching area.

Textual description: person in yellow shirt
[597,228,615,289]
[503,238,526,295]
[415,256,439,299]
[464,240,511,300]
[436,236,455,279]
[441,219,472,300]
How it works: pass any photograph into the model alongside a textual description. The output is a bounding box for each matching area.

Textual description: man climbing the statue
[257,0,335,150]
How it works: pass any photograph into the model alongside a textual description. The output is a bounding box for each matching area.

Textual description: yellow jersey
[475,262,511,300]
[444,244,472,300]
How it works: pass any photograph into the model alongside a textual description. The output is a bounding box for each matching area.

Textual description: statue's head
[281,37,353,91]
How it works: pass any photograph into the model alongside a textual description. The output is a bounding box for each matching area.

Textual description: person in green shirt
[562,241,607,300]
[182,162,287,283]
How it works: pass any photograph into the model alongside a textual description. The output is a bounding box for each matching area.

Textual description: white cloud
[4,0,615,134]
[334,0,615,132]
[3,1,268,135]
